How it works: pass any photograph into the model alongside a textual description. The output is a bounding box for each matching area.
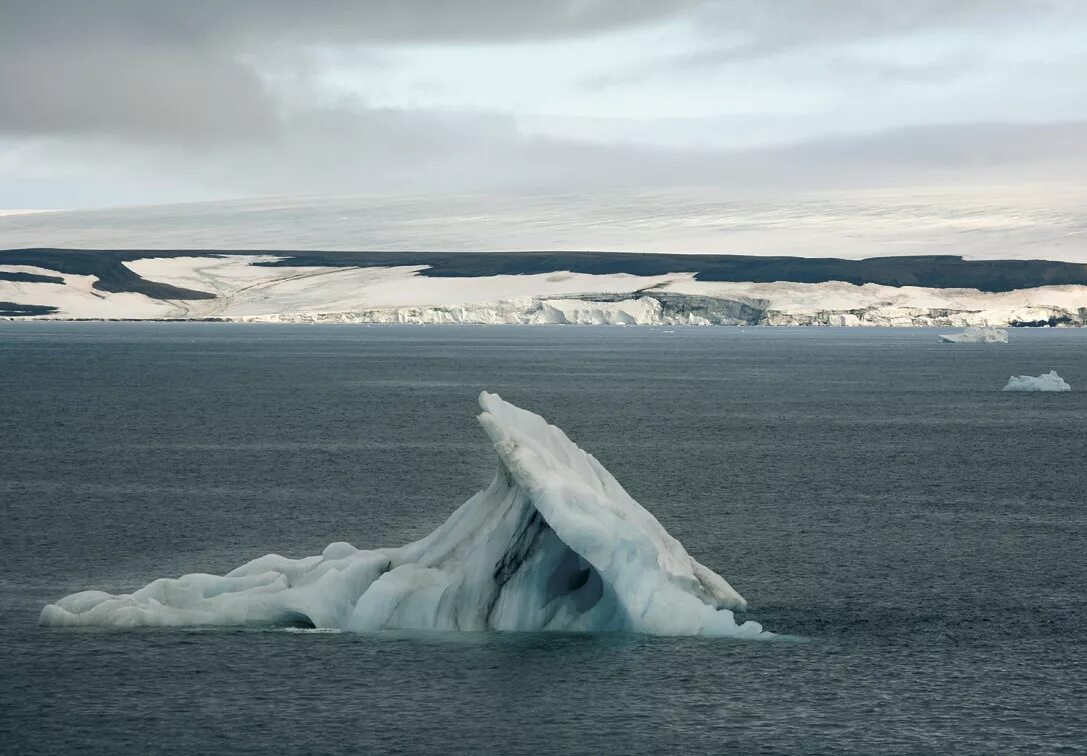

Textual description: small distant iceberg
[1003,371,1071,392]
[939,327,1008,344]
[40,392,766,638]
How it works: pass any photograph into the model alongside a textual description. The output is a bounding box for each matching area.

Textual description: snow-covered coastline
[3,254,1086,326]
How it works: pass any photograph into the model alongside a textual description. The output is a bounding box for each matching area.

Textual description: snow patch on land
[40,392,765,638]
[0,265,175,319]
[124,256,683,318]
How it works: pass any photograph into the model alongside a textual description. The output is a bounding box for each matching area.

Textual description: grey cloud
[0,0,703,141]
[586,0,1085,87]
[0,42,277,143]
[2,0,1084,208]
[677,0,1054,64]
[2,0,1077,143]
[820,54,981,85]
[19,114,1085,204]
[1,1,703,47]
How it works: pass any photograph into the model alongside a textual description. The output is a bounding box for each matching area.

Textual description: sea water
[1,324,1084,754]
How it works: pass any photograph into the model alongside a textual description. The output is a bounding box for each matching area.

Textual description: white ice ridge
[1002,371,1072,392]
[39,393,766,638]
[5,254,1087,326]
[939,326,1009,343]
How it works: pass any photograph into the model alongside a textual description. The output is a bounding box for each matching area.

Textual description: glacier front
[5,252,1087,327]
[40,393,766,638]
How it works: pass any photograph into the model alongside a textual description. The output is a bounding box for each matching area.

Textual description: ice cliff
[939,327,1009,343]
[39,393,765,638]
[4,254,1087,326]
[1002,371,1072,392]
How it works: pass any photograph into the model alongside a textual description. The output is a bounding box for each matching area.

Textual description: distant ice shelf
[1003,371,1072,392]
[40,392,766,638]
[3,254,1087,326]
[939,327,1009,343]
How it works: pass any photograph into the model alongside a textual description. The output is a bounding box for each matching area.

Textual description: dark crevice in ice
[279,612,316,629]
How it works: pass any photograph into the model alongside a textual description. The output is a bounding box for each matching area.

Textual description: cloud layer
[2,1,1086,211]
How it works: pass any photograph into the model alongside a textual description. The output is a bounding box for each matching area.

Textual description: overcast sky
[2,1,1086,210]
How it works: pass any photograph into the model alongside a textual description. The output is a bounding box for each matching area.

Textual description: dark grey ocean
[1,324,1084,755]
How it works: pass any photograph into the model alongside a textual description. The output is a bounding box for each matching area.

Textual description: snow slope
[0,265,177,319]
[40,392,765,638]
[2,187,1086,261]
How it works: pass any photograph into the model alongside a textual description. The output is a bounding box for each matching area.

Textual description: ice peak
[41,393,761,637]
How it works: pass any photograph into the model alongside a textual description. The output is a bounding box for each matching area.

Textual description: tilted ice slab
[40,393,765,638]
[1003,371,1072,392]
[939,326,1009,344]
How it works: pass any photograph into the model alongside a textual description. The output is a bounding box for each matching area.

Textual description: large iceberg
[40,393,766,638]
[1003,371,1072,392]
[939,326,1009,344]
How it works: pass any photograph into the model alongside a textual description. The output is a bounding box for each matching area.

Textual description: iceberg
[939,327,1009,344]
[40,393,766,638]
[1002,371,1072,392]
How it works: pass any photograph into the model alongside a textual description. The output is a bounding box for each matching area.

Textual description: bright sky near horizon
[1,1,1086,213]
